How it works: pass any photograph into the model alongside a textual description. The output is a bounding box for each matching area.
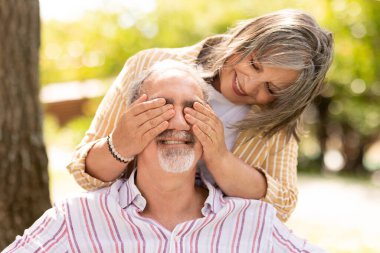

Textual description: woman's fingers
[184,107,212,124]
[131,97,167,116]
[134,104,174,126]
[138,109,174,134]
[185,113,214,143]
[141,121,169,144]
[114,96,172,156]
[192,124,212,146]
[184,103,218,131]
[193,102,216,119]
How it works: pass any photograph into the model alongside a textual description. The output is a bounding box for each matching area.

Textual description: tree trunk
[0,0,50,249]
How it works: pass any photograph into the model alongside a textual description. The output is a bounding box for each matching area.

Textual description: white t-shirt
[197,86,250,183]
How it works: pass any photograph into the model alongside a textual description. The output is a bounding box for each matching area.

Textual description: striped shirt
[66,38,299,222]
[4,170,324,253]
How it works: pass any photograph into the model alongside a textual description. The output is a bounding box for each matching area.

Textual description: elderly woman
[67,9,333,222]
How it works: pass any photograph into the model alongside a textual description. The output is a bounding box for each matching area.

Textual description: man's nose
[168,107,191,131]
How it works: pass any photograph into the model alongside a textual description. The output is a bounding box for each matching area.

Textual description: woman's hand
[112,94,175,157]
[184,102,229,166]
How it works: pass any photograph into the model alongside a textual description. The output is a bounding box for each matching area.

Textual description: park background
[2,0,380,252]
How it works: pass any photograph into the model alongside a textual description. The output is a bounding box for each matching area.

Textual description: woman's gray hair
[197,9,334,141]
[126,59,210,106]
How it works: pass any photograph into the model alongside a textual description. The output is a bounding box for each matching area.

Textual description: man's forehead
[144,70,206,105]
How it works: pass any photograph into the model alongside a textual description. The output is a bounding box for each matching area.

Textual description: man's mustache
[156,130,195,143]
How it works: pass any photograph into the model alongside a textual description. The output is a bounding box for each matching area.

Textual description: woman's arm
[85,95,173,182]
[233,130,298,221]
[66,82,130,190]
[184,102,266,198]
[205,150,268,198]
[185,102,298,221]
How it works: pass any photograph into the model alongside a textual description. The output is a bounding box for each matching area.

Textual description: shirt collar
[119,169,146,211]
[118,168,224,214]
[199,171,223,215]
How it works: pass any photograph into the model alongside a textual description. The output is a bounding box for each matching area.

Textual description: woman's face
[216,54,300,105]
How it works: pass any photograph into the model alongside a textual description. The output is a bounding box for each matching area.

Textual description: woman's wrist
[205,151,267,199]
[107,133,135,164]
[205,150,233,176]
[85,137,129,182]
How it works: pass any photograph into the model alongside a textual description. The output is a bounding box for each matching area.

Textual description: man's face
[138,69,205,173]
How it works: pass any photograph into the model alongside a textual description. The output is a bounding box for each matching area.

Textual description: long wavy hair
[196,9,334,141]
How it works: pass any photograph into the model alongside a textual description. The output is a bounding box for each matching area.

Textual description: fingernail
[154,98,165,103]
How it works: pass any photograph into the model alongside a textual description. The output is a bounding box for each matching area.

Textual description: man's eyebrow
[168,98,205,108]
[183,100,200,108]
[150,96,204,107]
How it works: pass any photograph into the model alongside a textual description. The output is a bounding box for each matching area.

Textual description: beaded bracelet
[107,134,134,164]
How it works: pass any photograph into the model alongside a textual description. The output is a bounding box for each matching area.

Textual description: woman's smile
[232,73,247,96]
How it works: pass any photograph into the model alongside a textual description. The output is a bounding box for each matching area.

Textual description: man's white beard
[158,147,195,173]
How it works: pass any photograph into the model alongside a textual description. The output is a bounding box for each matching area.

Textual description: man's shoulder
[56,179,126,211]
[201,176,277,223]
[223,195,276,210]
[220,196,277,224]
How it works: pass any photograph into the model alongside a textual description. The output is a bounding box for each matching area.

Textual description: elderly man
[4,60,325,253]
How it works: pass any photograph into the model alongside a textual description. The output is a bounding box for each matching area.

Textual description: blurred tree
[309,0,380,174]
[0,0,50,249]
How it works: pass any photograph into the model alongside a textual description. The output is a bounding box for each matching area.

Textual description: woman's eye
[265,83,275,95]
[250,60,259,71]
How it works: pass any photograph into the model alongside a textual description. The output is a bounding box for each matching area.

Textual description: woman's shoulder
[129,41,204,66]
[114,36,220,91]
[126,35,224,68]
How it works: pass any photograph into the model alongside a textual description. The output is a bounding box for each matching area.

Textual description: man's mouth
[158,139,193,145]
[156,130,195,146]
[232,74,247,96]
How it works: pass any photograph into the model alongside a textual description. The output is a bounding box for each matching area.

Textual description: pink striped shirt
[4,170,325,253]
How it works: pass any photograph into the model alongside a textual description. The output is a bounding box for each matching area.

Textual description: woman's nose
[245,77,260,96]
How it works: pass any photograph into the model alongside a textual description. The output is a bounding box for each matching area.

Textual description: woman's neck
[210,74,221,92]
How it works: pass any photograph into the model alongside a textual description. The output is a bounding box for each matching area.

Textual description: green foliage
[41,0,380,172]
[322,0,380,138]
[44,115,94,149]
[40,0,333,85]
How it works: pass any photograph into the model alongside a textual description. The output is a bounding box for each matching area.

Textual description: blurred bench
[40,79,108,126]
